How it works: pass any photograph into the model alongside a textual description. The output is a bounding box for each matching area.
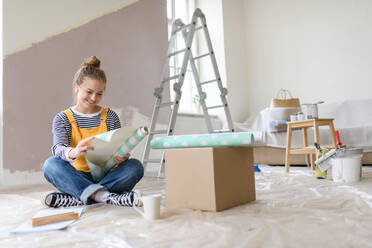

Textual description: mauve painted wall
[3,0,168,172]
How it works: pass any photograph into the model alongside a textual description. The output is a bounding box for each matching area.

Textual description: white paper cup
[133,194,162,220]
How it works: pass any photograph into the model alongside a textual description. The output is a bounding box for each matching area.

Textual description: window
[167,0,198,114]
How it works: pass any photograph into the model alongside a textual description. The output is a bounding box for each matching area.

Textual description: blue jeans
[43,157,144,204]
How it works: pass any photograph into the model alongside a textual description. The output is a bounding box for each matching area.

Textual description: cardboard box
[165,147,256,211]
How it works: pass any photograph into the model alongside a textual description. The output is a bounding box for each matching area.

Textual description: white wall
[3,0,137,55]
[1,0,4,185]
[232,0,372,119]
[221,0,249,122]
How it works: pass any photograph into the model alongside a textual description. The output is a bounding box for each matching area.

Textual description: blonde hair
[73,56,107,86]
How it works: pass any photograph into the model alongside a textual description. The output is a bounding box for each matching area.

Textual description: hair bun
[82,56,101,68]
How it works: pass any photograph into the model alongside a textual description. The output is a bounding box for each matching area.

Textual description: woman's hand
[68,136,95,160]
[113,153,130,165]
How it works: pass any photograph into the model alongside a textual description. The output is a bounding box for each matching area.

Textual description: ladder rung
[200,79,218,85]
[193,52,210,60]
[207,104,225,110]
[143,159,162,164]
[150,130,168,135]
[168,48,187,58]
[162,75,180,83]
[172,24,192,34]
[158,102,174,108]
[173,25,202,35]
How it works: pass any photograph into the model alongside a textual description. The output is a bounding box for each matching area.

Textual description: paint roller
[314,142,337,172]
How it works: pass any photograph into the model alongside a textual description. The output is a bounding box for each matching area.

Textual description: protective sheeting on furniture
[1,166,372,247]
[235,99,372,153]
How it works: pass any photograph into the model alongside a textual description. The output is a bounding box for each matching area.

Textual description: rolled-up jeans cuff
[80,184,105,204]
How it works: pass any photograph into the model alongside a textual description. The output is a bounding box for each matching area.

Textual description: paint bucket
[296,113,305,121]
[331,148,363,183]
[302,104,319,119]
[290,114,297,122]
[302,101,324,119]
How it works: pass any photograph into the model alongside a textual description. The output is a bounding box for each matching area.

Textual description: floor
[1,165,372,248]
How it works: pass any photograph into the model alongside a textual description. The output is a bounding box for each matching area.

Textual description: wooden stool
[285,118,337,172]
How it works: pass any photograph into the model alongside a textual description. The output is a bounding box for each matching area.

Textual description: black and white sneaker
[106,190,142,207]
[44,192,84,208]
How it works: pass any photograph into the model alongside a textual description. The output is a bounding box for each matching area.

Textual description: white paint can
[297,113,305,121]
[302,101,324,119]
[331,155,362,183]
[302,104,319,119]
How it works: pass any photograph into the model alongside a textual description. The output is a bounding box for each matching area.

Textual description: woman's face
[75,77,105,111]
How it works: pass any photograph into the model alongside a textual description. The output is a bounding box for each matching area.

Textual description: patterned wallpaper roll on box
[151,132,254,149]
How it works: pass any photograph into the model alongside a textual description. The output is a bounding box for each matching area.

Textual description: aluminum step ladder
[141,8,234,177]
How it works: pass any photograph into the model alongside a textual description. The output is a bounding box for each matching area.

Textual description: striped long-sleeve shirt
[52,107,121,162]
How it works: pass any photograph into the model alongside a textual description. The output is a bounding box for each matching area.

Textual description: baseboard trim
[1,169,47,187]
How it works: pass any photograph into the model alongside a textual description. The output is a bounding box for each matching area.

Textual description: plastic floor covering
[1,165,372,248]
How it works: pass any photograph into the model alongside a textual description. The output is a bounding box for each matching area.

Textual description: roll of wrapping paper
[87,126,148,182]
[150,132,254,149]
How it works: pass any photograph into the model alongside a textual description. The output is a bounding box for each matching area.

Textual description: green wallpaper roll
[87,126,148,182]
[150,132,253,149]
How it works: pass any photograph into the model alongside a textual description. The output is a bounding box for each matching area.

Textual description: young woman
[43,56,144,208]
